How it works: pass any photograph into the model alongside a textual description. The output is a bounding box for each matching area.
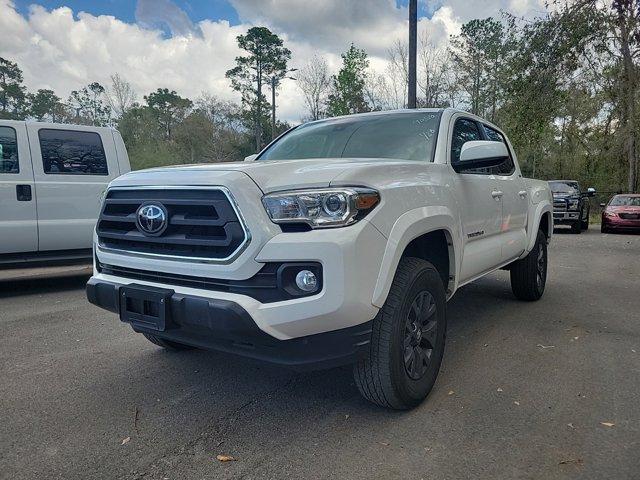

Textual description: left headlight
[262,187,380,228]
[567,199,580,210]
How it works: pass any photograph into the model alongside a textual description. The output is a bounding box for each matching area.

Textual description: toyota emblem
[135,203,168,236]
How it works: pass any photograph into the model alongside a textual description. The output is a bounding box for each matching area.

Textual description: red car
[601,194,640,233]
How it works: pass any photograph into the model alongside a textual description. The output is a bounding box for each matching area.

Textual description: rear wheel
[510,230,548,301]
[354,257,446,410]
[601,224,609,234]
[143,333,195,351]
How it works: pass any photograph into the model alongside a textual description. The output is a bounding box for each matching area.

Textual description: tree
[609,0,640,192]
[68,82,110,126]
[0,57,28,119]
[226,26,291,151]
[105,73,136,121]
[144,88,192,139]
[327,44,370,116]
[450,18,509,120]
[28,89,65,122]
[418,33,453,108]
[297,54,331,120]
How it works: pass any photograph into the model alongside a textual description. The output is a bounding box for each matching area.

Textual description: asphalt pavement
[1,228,639,480]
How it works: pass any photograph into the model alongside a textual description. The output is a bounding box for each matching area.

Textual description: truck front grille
[553,199,566,211]
[96,188,249,262]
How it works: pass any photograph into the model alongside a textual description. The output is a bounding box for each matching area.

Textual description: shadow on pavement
[0,271,91,298]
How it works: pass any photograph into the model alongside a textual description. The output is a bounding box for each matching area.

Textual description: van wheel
[354,257,446,410]
[510,230,547,301]
[143,333,195,351]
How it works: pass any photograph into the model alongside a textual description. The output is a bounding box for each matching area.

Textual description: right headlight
[262,187,380,228]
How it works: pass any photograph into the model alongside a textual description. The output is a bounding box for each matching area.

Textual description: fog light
[295,270,318,292]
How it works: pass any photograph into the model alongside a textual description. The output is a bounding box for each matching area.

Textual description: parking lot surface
[1,229,639,480]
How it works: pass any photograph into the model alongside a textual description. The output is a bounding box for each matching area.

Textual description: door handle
[16,184,32,201]
[491,190,503,200]
[518,190,528,198]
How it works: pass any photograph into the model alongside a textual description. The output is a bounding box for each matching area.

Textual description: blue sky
[14,0,242,25]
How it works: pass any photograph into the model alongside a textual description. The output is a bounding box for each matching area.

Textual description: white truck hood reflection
[111,158,417,193]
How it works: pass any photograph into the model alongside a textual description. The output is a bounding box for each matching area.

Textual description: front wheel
[510,229,548,301]
[571,219,582,234]
[581,211,589,230]
[354,257,447,410]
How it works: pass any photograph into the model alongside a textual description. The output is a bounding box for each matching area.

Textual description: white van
[0,120,130,266]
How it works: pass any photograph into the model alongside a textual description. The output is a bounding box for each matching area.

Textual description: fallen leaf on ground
[448,390,454,396]
[537,344,555,349]
[600,422,615,427]
[559,458,583,466]
[121,437,130,445]
[497,387,503,392]
[379,442,390,446]
[216,455,236,462]
[567,423,575,429]
[513,401,520,406]
[345,414,350,420]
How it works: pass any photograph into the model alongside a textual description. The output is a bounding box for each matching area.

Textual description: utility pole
[408,0,417,109]
[269,69,297,141]
[271,76,277,141]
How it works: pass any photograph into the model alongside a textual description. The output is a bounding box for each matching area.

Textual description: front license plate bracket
[119,284,174,331]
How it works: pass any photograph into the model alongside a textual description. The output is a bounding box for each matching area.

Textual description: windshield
[610,195,640,207]
[258,111,441,162]
[549,181,579,195]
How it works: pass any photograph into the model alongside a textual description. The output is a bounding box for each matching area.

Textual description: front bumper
[602,216,640,230]
[553,211,580,224]
[87,277,373,370]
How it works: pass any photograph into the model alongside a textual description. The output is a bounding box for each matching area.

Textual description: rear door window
[0,126,19,174]
[39,129,108,175]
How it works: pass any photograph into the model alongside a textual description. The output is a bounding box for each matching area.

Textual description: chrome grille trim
[96,185,251,264]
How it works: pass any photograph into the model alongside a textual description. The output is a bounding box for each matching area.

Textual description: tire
[510,229,548,301]
[581,210,589,230]
[601,224,608,234]
[143,333,195,351]
[570,219,581,234]
[354,257,447,410]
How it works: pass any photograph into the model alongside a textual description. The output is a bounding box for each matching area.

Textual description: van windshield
[258,112,441,162]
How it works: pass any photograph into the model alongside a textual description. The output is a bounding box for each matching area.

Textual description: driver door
[450,117,503,282]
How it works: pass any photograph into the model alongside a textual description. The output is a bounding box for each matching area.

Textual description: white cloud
[0,0,549,122]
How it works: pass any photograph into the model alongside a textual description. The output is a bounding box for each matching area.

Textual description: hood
[606,205,640,213]
[116,158,417,193]
[552,192,580,199]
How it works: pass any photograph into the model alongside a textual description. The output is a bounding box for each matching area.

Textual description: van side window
[0,126,19,174]
[482,125,515,175]
[39,129,108,175]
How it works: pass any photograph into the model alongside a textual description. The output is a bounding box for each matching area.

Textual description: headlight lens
[262,188,380,228]
[567,199,580,210]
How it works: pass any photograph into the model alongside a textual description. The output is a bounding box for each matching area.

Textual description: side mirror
[244,154,258,162]
[453,141,509,173]
[599,203,606,208]
[586,187,596,197]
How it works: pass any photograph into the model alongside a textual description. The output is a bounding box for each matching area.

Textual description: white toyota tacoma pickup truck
[87,108,552,409]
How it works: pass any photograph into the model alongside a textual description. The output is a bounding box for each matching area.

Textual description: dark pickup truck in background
[550,180,596,234]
